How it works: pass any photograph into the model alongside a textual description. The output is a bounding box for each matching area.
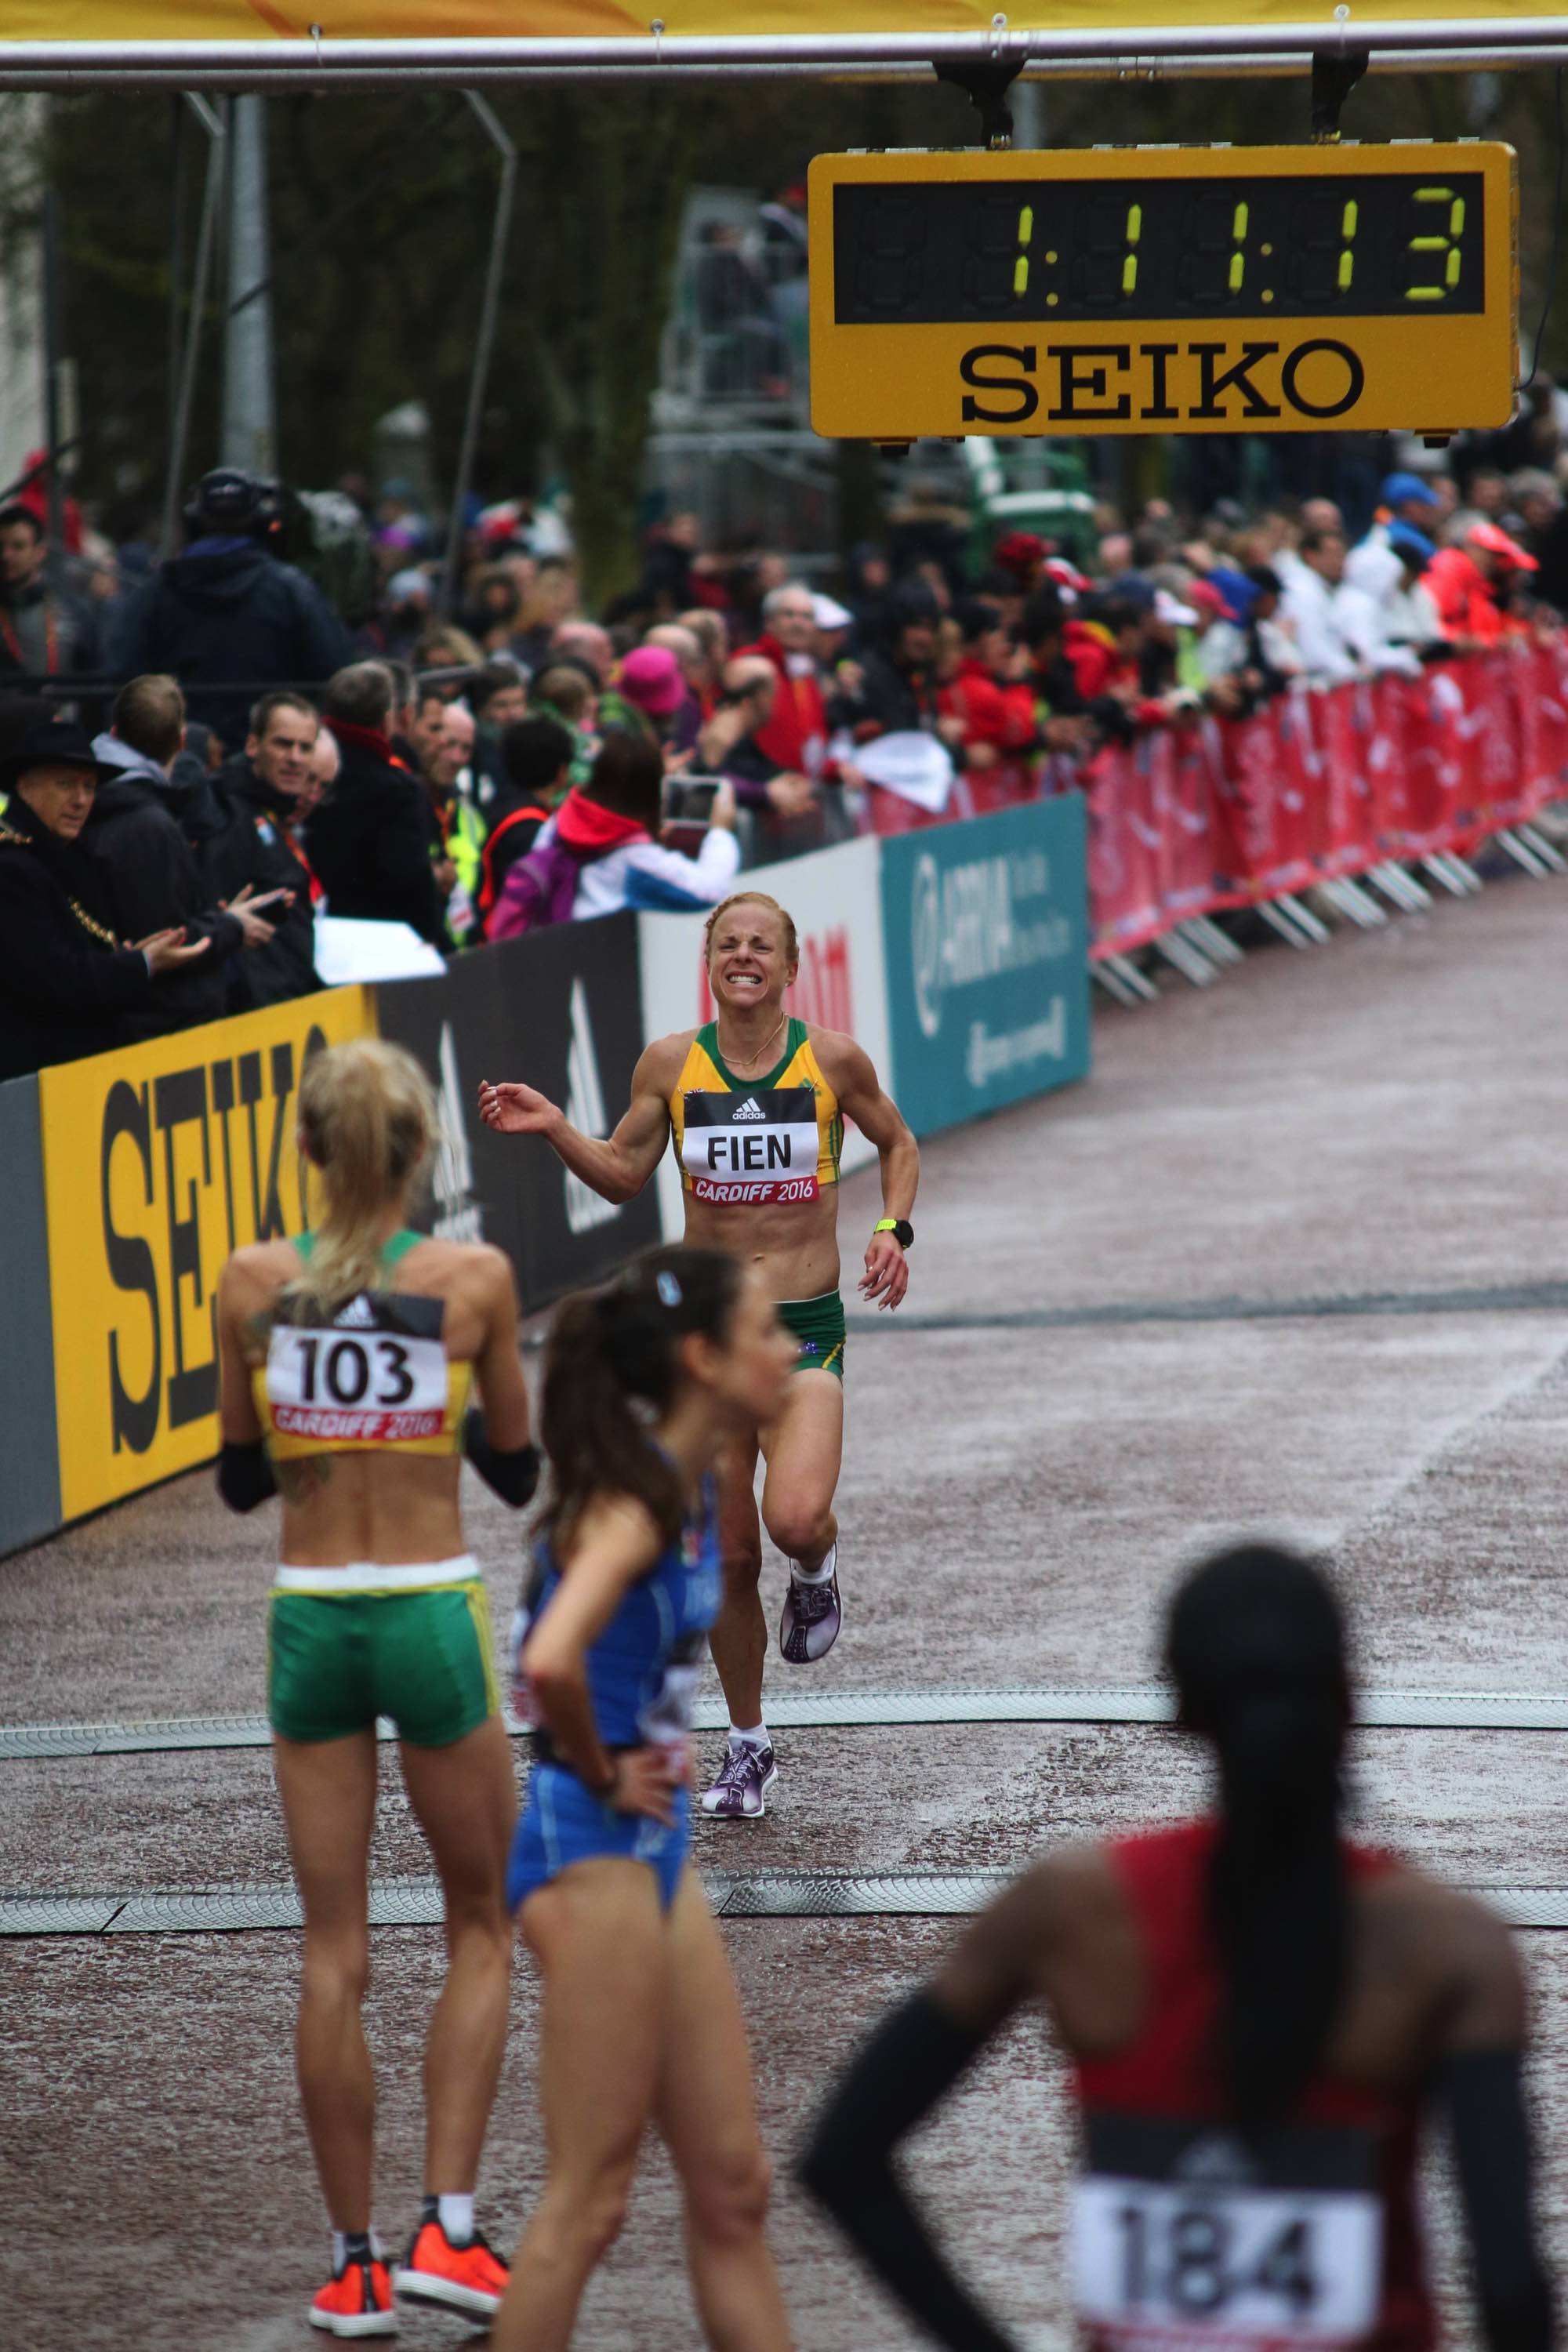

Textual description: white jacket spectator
[1279,528,1362,684]
[1335,528,1443,677]
[526,735,740,921]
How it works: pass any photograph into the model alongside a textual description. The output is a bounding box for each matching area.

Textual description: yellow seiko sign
[808,142,1519,440]
[39,987,373,1521]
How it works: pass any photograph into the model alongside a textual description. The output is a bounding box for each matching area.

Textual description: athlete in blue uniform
[493,1247,798,2352]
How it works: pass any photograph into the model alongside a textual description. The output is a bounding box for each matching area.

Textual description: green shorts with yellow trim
[266,1573,498,1748]
[779,1290,846,1384]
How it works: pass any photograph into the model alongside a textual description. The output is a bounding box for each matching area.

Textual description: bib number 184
[1074,2178,1381,2343]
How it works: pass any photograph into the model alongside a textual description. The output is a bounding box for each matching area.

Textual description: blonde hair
[285,1040,437,1312]
[702,891,800,967]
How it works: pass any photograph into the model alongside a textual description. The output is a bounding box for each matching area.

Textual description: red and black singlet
[1072,1822,1435,2352]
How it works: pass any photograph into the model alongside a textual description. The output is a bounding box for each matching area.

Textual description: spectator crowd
[3,420,1566,1082]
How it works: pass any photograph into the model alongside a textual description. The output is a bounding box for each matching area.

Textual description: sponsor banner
[0,1076,62,1556]
[637,836,893,1240]
[1087,645,1568,953]
[880,795,1091,1140]
[38,987,373,1525]
[375,914,659,1312]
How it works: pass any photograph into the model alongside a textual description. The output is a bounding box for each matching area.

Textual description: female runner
[493,1246,797,2352]
[216,1038,541,2338]
[802,1543,1554,2352]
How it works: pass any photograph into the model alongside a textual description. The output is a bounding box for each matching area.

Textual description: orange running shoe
[394,2216,510,2317]
[309,2254,397,2337]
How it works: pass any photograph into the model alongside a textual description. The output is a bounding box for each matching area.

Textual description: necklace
[0,820,122,947]
[717,1010,787,1076]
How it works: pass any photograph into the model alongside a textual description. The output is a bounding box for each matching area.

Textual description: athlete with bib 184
[478,888,919,1820]
[800,1545,1554,2352]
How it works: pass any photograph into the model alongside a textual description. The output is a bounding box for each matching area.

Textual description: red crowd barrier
[1084,642,1568,958]
[861,643,1568,956]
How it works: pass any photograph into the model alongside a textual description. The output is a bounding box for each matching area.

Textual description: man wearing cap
[1425,519,1539,646]
[1344,472,1444,595]
[110,467,350,751]
[0,721,210,1079]
[1337,524,1444,676]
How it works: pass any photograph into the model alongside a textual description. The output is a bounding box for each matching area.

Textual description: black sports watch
[873,1218,914,1250]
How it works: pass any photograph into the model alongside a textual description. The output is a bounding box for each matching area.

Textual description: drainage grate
[844,1279,1568,1337]
[5,1685,1568,1764]
[7,1874,1568,1938]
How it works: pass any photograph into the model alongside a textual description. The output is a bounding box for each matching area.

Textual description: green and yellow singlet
[670,1018,842,1207]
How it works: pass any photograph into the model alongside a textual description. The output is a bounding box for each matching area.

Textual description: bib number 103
[1073,2178,1381,2342]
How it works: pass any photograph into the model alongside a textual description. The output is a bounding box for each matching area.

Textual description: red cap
[1468,520,1539,570]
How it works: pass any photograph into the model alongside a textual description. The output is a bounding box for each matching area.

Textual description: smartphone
[662,774,721,854]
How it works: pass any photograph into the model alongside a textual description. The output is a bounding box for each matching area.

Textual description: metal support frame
[1515,822,1568,871]
[8,19,1568,89]
[160,95,227,556]
[1367,861,1433,912]
[1094,952,1160,1004]
[440,91,516,617]
[1154,928,1220,985]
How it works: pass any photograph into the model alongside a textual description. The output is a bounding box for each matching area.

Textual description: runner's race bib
[681,1087,820,1206]
[1073,2115,1383,2352]
[266,1292,448,1444]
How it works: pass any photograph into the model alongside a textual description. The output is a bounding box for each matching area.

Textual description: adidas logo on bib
[337,1294,378,1328]
[732,1096,767,1121]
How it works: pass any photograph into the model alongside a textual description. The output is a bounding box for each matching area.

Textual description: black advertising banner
[376,913,659,1313]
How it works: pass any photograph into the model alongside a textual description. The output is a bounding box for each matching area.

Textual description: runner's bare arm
[820,1033,920,1311]
[469,1246,531,1446]
[522,1495,682,1821]
[476,1038,680,1206]
[215,1259,274,1511]
[797,1862,1066,2352]
[216,1260,265,1444]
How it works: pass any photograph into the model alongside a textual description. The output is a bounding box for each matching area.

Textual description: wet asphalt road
[3,872,1567,2350]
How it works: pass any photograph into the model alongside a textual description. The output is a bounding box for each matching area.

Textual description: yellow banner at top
[10,0,1568,42]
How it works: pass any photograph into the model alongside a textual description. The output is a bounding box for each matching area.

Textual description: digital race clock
[807,143,1518,440]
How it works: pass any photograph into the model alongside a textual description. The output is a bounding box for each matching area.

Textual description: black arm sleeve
[463,1409,542,1509]
[797,1990,1021,2352]
[1441,2048,1555,2352]
[216,1438,277,1514]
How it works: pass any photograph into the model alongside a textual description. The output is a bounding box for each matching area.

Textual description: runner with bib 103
[216,1040,542,2339]
[800,1544,1554,2352]
[477,888,919,1820]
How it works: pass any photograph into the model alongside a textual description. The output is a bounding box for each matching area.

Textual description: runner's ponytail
[541,1247,742,1552]
[285,1040,436,1316]
[1165,1544,1351,2128]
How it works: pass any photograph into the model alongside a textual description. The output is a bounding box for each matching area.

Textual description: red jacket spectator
[938,654,1037,815]
[1425,524,1536,644]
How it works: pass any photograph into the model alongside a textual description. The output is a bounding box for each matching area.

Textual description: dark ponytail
[541,1247,742,1552]
[1165,1544,1351,2129]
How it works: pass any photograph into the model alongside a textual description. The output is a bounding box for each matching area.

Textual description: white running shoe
[700,1742,779,1818]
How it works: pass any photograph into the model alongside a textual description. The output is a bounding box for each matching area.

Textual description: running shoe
[394,2218,510,2318]
[700,1741,779,1819]
[779,1545,841,1664]
[310,2256,397,2337]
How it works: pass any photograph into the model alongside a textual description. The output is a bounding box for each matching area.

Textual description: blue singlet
[505,1476,720,1914]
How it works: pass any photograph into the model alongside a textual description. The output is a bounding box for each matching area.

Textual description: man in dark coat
[108,469,350,753]
[86,673,281,1039]
[0,722,209,1079]
[0,504,99,681]
[201,689,322,1008]
[305,661,447,946]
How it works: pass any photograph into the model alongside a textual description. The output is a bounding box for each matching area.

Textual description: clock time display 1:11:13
[832,171,1486,326]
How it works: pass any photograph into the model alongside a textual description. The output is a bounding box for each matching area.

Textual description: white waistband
[272,1555,481,1596]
